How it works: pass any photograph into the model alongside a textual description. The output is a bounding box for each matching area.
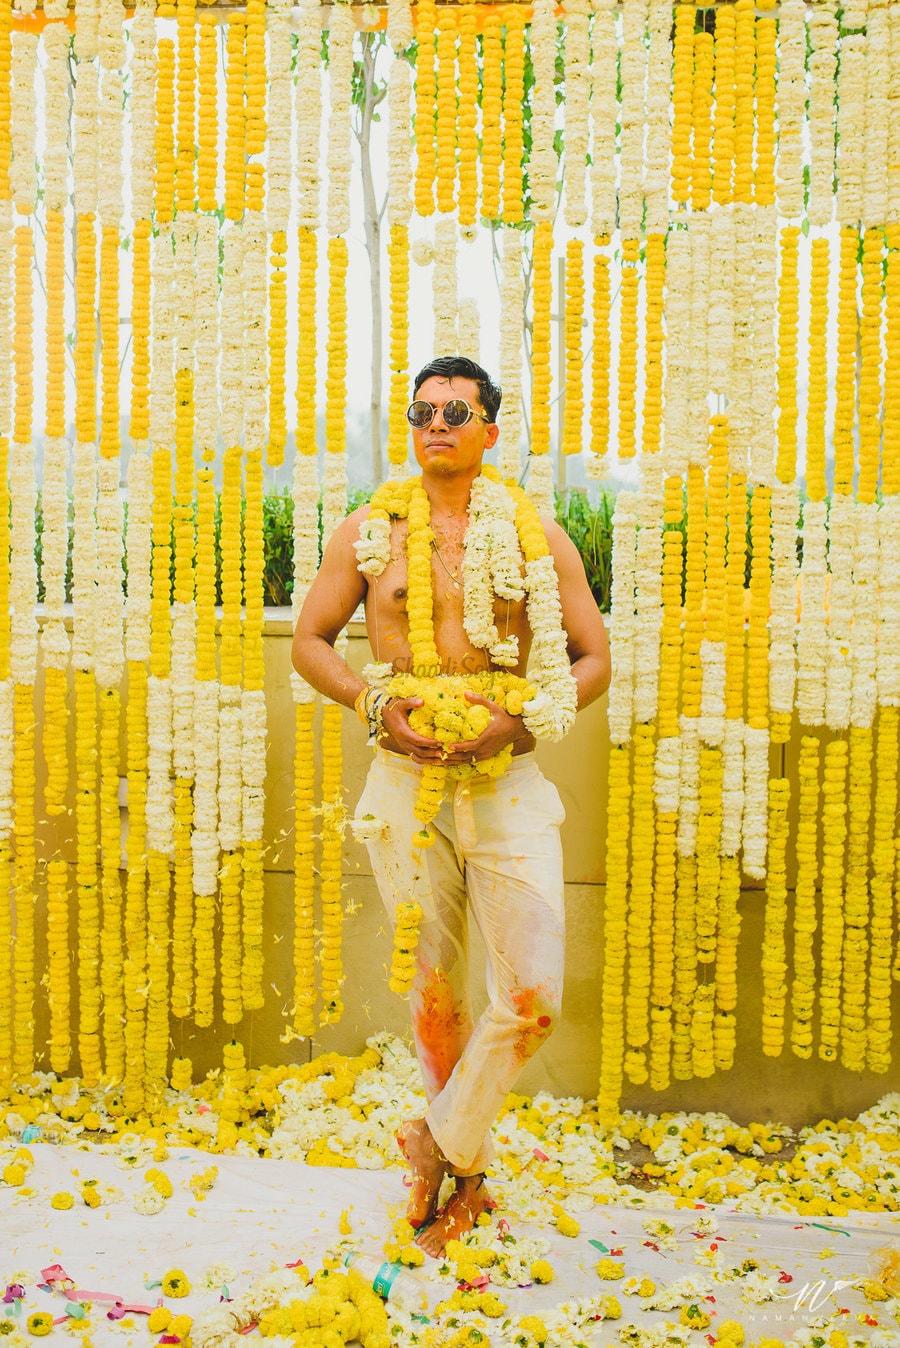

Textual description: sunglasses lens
[407,401,433,428]
[442,400,472,427]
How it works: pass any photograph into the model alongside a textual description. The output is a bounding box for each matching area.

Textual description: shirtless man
[292,355,610,1255]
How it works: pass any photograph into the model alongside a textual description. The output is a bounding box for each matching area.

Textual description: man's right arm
[291,508,370,709]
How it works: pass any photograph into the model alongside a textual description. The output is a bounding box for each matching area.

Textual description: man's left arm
[543,517,611,710]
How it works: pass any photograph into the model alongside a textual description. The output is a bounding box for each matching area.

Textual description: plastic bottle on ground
[343,1251,430,1312]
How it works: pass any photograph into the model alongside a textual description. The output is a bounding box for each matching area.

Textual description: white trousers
[354,749,566,1174]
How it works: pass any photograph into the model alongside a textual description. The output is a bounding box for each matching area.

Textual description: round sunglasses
[406,398,490,430]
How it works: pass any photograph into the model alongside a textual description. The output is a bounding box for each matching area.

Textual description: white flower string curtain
[0,0,898,1120]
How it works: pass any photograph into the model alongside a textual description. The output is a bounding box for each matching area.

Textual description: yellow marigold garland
[624,723,654,1086]
[711,1,735,205]
[657,476,684,740]
[858,229,884,506]
[641,234,665,456]
[46,856,70,1075]
[192,453,217,1031]
[671,855,697,1081]
[713,855,740,1072]
[388,224,410,467]
[841,727,872,1073]
[598,742,631,1127]
[590,235,611,466]
[241,447,266,1013]
[670,2,693,207]
[733,0,754,204]
[818,738,848,1063]
[885,226,900,497]
[13,681,35,1078]
[530,220,553,458]
[99,687,124,1079]
[75,667,101,1087]
[804,237,830,504]
[413,0,437,217]
[389,902,425,997]
[292,700,316,1037]
[480,10,502,221]
[617,239,640,460]
[130,219,151,442]
[791,736,820,1060]
[435,8,457,216]
[833,228,858,497]
[0,836,9,1094]
[501,5,526,226]
[297,226,318,451]
[42,210,68,818]
[319,703,345,1024]
[681,465,706,720]
[457,2,477,227]
[326,237,349,459]
[691,30,713,210]
[197,8,217,212]
[753,0,777,206]
[123,656,148,1114]
[649,807,676,1090]
[562,238,584,457]
[171,366,195,1024]
[761,777,790,1057]
[868,707,897,1072]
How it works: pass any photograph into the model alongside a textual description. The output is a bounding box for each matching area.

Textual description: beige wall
[27,617,900,1124]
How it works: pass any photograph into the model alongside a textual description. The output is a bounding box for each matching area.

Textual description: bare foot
[396,1119,450,1230]
[415,1173,493,1258]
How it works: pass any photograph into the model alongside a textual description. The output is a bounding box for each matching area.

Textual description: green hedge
[34,486,619,613]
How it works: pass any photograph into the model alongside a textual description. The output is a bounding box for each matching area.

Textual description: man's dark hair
[412,356,502,424]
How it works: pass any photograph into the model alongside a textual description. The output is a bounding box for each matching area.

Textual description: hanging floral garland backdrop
[0,0,897,1123]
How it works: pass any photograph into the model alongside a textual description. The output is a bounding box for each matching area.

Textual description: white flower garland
[97,65,123,225]
[606,490,638,745]
[662,227,690,479]
[522,554,578,741]
[457,294,480,362]
[124,447,152,666]
[719,718,745,857]
[146,675,174,854]
[529,0,558,223]
[295,0,322,230]
[462,474,526,666]
[71,440,98,673]
[291,454,319,706]
[807,0,838,228]
[675,717,700,858]
[688,215,710,468]
[749,208,777,486]
[526,451,554,518]
[129,0,156,223]
[194,215,219,457]
[219,224,245,456]
[98,0,123,68]
[850,500,879,728]
[192,677,220,896]
[387,7,413,227]
[590,0,617,237]
[433,214,458,357]
[322,450,348,552]
[42,19,70,213]
[877,497,900,705]
[73,20,99,219]
[644,0,671,235]
[768,483,800,725]
[796,499,828,725]
[707,206,735,398]
[654,734,681,816]
[0,213,11,440]
[618,0,648,241]
[266,0,292,235]
[75,0,98,61]
[698,640,726,747]
[729,205,755,474]
[9,443,38,688]
[864,0,890,229]
[94,458,125,692]
[824,493,855,731]
[243,212,268,453]
[775,0,806,221]
[171,602,196,782]
[39,436,70,678]
[497,227,525,482]
[741,726,770,879]
[836,14,866,226]
[10,32,37,214]
[632,467,663,726]
[326,0,354,238]
[562,0,590,229]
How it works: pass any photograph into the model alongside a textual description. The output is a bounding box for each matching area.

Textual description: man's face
[410,375,499,477]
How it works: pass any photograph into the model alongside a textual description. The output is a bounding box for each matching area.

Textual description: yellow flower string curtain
[0,0,895,1129]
